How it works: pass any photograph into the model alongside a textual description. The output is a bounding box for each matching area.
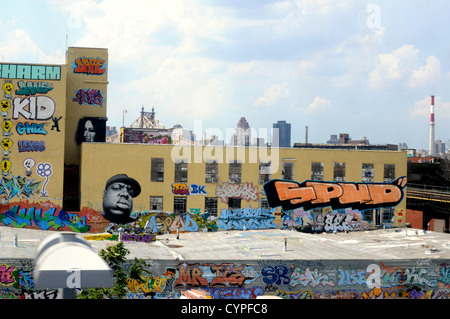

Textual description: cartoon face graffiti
[101,174,141,224]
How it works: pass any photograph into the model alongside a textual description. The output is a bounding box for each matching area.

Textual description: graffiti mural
[73,57,106,75]
[0,204,90,232]
[264,177,407,212]
[0,64,61,80]
[72,88,104,107]
[217,207,276,231]
[15,81,53,96]
[171,183,207,196]
[281,208,370,233]
[216,182,259,203]
[0,175,41,199]
[0,258,449,299]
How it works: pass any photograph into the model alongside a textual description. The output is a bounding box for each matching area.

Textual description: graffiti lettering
[16,122,47,135]
[0,264,15,285]
[18,140,46,152]
[264,177,406,212]
[171,183,190,195]
[290,267,335,288]
[216,182,259,203]
[12,96,55,120]
[15,81,53,96]
[0,205,91,232]
[121,234,155,242]
[171,183,208,196]
[0,175,41,199]
[72,88,104,107]
[217,208,276,231]
[190,184,207,195]
[261,265,290,285]
[0,64,61,80]
[73,57,106,75]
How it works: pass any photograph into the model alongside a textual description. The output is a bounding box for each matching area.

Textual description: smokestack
[305,126,308,144]
[429,95,435,156]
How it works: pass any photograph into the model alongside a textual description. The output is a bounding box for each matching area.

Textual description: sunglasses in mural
[263,177,407,212]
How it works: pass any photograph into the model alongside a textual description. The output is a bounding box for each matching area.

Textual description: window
[383,207,395,224]
[282,161,294,180]
[384,164,395,183]
[205,197,218,217]
[362,163,374,182]
[258,161,271,184]
[151,158,164,182]
[228,197,241,209]
[174,197,187,213]
[311,162,324,181]
[229,161,241,184]
[174,160,188,182]
[205,161,219,183]
[333,162,346,181]
[150,196,163,211]
[259,198,270,209]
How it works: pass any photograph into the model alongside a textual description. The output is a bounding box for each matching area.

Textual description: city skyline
[1,1,449,151]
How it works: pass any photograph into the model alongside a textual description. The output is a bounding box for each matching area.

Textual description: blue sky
[1,0,449,151]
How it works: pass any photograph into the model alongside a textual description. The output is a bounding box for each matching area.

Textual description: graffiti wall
[1,63,65,209]
[0,257,449,299]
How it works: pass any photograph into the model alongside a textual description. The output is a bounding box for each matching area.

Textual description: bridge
[406,183,450,232]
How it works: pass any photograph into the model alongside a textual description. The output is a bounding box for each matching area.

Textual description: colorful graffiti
[72,88,104,107]
[264,177,407,212]
[171,183,207,196]
[0,175,41,199]
[15,81,53,96]
[281,207,369,233]
[0,204,90,232]
[217,208,276,231]
[16,122,47,135]
[0,64,61,80]
[216,182,259,203]
[138,211,218,234]
[17,140,46,153]
[1,258,449,299]
[73,57,106,75]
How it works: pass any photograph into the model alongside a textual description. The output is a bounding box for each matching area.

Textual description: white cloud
[306,96,331,113]
[368,44,419,89]
[408,56,450,88]
[0,29,63,64]
[253,83,289,107]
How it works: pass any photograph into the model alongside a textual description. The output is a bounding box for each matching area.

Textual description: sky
[1,0,449,151]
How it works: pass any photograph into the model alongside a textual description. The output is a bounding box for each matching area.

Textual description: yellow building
[79,142,407,232]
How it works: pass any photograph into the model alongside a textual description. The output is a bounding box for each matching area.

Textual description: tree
[77,241,148,299]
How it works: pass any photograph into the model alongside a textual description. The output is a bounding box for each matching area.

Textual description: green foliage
[77,241,148,299]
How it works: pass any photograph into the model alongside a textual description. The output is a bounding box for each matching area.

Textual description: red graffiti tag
[73,57,106,75]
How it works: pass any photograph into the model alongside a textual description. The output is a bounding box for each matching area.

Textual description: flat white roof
[0,226,449,261]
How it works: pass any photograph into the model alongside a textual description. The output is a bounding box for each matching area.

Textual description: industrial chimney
[429,95,435,156]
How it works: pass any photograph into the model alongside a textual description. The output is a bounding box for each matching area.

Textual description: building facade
[0,47,408,235]
[79,143,407,232]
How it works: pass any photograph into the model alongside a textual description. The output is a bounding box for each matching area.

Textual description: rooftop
[1,226,450,261]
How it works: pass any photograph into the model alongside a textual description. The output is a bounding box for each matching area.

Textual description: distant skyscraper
[231,117,251,146]
[273,120,291,147]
